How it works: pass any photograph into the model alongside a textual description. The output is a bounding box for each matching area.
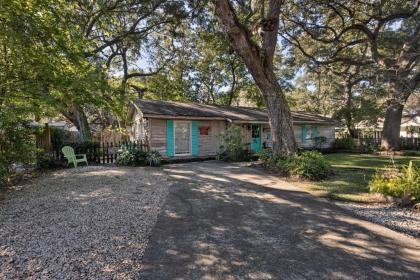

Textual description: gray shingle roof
[133,99,336,125]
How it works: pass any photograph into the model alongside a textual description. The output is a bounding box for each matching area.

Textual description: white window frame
[173,120,192,156]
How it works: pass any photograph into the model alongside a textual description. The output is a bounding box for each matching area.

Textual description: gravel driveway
[0,166,171,279]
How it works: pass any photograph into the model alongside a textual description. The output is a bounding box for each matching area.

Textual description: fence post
[110,142,114,163]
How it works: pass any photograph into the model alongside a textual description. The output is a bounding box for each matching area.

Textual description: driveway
[0,166,171,279]
[141,161,420,279]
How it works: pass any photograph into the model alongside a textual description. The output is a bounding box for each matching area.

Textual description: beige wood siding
[198,120,225,156]
[147,117,335,157]
[260,124,335,149]
[149,119,167,155]
[294,124,335,149]
[149,119,228,157]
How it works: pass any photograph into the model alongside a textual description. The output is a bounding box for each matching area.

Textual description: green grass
[297,153,420,203]
[324,153,419,171]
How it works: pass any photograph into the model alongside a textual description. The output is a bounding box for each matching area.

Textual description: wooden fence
[49,140,149,164]
[358,136,420,150]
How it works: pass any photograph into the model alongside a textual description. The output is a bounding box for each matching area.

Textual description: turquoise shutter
[312,126,318,139]
[166,120,174,157]
[191,120,199,156]
[301,126,307,144]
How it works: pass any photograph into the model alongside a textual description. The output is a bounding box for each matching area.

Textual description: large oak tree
[281,0,420,150]
[211,0,296,156]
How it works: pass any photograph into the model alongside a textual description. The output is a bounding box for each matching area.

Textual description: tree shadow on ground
[141,161,420,280]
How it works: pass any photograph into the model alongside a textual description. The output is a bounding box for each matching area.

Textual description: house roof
[131,99,336,125]
[356,113,420,129]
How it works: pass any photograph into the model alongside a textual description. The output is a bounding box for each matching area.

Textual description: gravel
[0,166,171,279]
[335,202,420,238]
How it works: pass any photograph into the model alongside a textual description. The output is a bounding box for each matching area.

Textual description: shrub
[0,166,8,187]
[332,137,357,150]
[117,146,148,166]
[117,146,162,167]
[402,150,420,156]
[146,151,162,167]
[36,150,63,169]
[0,119,36,187]
[359,138,378,153]
[370,161,420,206]
[277,151,332,180]
[313,136,327,149]
[218,126,251,162]
[257,148,276,168]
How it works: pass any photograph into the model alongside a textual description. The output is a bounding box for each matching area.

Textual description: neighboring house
[128,100,336,158]
[400,114,420,137]
[29,120,79,132]
[355,113,420,138]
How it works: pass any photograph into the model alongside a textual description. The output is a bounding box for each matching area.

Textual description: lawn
[296,153,420,203]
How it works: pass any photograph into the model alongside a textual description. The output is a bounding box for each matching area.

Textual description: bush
[257,148,279,169]
[117,147,148,166]
[277,151,332,180]
[370,161,420,206]
[117,146,162,167]
[359,138,378,153]
[332,137,357,151]
[147,150,162,167]
[402,150,420,156]
[0,119,36,187]
[313,136,327,149]
[0,165,8,187]
[218,126,251,162]
[36,150,63,169]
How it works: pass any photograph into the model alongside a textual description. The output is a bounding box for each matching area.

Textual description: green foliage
[117,146,162,167]
[402,150,420,157]
[359,140,378,154]
[257,149,276,168]
[50,128,79,150]
[370,161,420,205]
[277,151,332,180]
[313,136,327,149]
[36,150,62,170]
[332,137,357,151]
[258,149,331,180]
[218,126,251,162]
[117,147,148,166]
[147,151,162,167]
[142,21,259,106]
[0,118,36,186]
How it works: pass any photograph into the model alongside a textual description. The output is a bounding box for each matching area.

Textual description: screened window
[174,121,191,155]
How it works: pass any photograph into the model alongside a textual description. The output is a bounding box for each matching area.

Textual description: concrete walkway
[141,161,420,280]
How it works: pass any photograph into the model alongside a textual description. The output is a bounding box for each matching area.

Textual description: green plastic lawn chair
[62,146,88,168]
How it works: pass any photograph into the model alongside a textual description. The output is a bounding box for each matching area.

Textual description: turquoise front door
[251,124,262,153]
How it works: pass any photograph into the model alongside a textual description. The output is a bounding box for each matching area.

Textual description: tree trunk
[344,84,356,138]
[381,101,404,150]
[62,105,92,142]
[212,0,296,156]
[262,82,297,156]
[227,63,236,106]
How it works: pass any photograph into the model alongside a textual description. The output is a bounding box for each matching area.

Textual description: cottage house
[128,100,336,158]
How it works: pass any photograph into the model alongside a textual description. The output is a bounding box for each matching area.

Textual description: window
[174,121,191,155]
[306,126,312,139]
[252,125,260,138]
